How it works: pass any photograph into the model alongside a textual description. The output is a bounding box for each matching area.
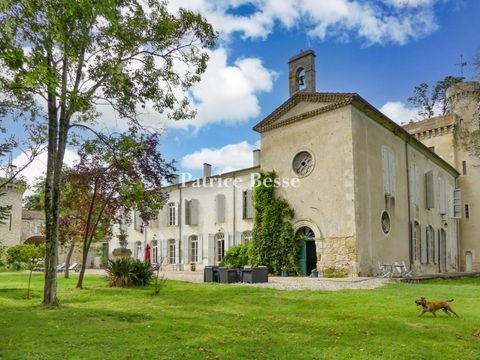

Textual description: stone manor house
[2,49,479,276]
[108,50,480,276]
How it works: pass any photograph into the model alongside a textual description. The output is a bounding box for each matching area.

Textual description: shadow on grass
[0,288,41,300]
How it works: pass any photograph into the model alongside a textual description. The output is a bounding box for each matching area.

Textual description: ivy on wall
[249,171,300,274]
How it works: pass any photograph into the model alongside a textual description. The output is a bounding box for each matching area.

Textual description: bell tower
[288,49,316,96]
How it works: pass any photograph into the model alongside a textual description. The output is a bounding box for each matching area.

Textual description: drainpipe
[455,176,460,271]
[178,183,182,271]
[233,172,236,248]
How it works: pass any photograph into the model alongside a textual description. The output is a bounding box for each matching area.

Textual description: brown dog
[414,297,458,317]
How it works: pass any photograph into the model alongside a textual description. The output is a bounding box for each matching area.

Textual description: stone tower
[288,49,316,96]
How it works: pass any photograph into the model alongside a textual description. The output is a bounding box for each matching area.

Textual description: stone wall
[316,236,357,276]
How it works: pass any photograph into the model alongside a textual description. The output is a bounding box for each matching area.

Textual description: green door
[296,227,317,276]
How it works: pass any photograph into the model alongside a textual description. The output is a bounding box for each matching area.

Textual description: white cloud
[12,149,79,196]
[181,141,259,174]
[380,101,418,124]
[169,0,443,45]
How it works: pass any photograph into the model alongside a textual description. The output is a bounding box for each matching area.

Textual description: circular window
[292,151,314,176]
[381,211,391,234]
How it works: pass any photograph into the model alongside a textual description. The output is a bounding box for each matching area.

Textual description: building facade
[404,82,480,271]
[110,50,463,277]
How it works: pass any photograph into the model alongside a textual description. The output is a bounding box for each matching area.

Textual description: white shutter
[197,235,203,264]
[453,189,462,219]
[246,190,254,218]
[420,225,428,264]
[225,233,230,253]
[190,199,199,225]
[434,229,439,264]
[182,235,189,265]
[439,177,446,215]
[215,194,226,222]
[208,234,215,265]
[174,202,179,226]
[235,231,242,246]
[425,171,435,209]
[160,208,168,228]
[175,238,180,265]
[409,164,415,204]
[448,185,454,218]
[161,240,167,265]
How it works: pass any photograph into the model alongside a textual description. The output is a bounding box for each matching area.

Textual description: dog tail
[447,299,454,302]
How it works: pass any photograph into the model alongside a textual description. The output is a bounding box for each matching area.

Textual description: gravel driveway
[87,269,388,291]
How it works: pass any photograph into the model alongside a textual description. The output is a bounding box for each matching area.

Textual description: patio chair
[393,262,412,278]
[68,263,81,272]
[56,263,66,272]
[401,261,413,278]
[377,262,392,278]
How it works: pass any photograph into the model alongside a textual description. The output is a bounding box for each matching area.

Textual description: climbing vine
[249,171,300,274]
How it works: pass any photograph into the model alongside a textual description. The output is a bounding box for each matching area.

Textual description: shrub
[106,258,154,287]
[220,243,250,268]
[322,266,348,278]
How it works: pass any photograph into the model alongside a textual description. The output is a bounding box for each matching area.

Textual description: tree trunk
[27,268,33,299]
[64,240,76,279]
[76,250,89,289]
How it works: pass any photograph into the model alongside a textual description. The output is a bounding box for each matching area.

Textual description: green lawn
[0,272,479,360]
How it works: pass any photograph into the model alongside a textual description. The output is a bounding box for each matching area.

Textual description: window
[190,235,198,263]
[465,204,470,219]
[462,161,467,175]
[135,241,142,260]
[453,189,462,219]
[168,202,177,226]
[215,233,225,263]
[382,146,396,196]
[243,190,254,219]
[241,231,253,244]
[168,239,176,264]
[381,211,390,234]
[152,241,159,264]
[425,170,435,209]
[215,194,226,223]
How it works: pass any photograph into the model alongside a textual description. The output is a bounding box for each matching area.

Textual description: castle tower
[288,49,316,96]
[446,81,480,130]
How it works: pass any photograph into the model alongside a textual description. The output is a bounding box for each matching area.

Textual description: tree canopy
[0,0,216,305]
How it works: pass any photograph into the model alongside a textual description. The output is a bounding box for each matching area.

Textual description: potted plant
[280,266,288,277]
[190,262,196,272]
[310,268,319,278]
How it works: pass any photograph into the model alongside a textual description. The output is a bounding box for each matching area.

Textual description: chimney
[253,149,261,167]
[203,163,212,178]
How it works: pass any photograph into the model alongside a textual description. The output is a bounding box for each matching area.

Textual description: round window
[292,151,314,176]
[381,211,391,234]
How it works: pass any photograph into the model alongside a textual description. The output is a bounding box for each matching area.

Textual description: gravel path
[88,269,389,291]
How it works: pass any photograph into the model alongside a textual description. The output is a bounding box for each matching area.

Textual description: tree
[250,171,300,274]
[6,244,45,298]
[0,0,216,305]
[408,76,464,119]
[69,132,174,289]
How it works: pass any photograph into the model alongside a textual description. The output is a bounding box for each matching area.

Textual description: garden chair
[68,263,81,272]
[378,262,392,278]
[56,263,66,272]
[393,262,412,278]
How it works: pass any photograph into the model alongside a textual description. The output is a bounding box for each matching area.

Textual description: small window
[462,161,467,175]
[151,240,159,264]
[381,211,390,234]
[243,190,254,219]
[168,239,176,264]
[190,235,198,263]
[135,241,142,260]
[168,203,177,226]
[465,204,470,219]
[215,233,225,263]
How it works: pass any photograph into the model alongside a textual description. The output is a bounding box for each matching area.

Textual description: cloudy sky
[7,0,480,188]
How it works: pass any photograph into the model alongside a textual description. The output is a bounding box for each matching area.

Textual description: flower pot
[311,271,319,278]
[280,271,288,277]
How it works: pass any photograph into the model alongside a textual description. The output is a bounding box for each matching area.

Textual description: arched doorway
[296,226,317,276]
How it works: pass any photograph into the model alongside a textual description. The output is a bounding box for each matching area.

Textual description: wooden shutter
[185,200,191,225]
[175,238,180,265]
[425,171,434,209]
[447,185,454,218]
[382,146,390,194]
[420,225,428,264]
[197,235,203,264]
[174,202,179,226]
[161,240,167,265]
[410,222,416,262]
[224,233,230,253]
[246,190,254,218]
[434,229,439,264]
[208,234,215,265]
[439,177,446,215]
[215,194,226,223]
[235,231,242,246]
[190,199,199,225]
[453,189,462,219]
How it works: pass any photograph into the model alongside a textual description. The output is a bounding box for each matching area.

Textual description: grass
[0,272,479,360]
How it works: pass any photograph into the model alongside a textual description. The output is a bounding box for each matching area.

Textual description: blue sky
[6,0,480,188]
